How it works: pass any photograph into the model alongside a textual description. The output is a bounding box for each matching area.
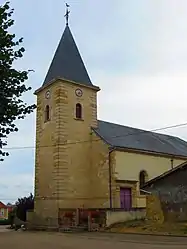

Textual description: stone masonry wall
[89,131,110,208]
[34,83,58,218]
[144,166,187,221]
[146,195,164,224]
[34,79,99,219]
[145,166,187,204]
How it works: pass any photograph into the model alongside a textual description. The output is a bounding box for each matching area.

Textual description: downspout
[109,148,115,210]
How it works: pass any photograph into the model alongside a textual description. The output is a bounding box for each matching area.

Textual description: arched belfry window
[76,103,82,119]
[45,105,50,122]
[139,170,148,188]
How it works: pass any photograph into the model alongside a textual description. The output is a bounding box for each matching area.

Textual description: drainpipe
[171,158,174,169]
[109,148,115,210]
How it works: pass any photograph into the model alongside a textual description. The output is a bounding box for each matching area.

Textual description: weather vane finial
[64,3,70,26]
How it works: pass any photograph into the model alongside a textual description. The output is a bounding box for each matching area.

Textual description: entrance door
[120,188,132,210]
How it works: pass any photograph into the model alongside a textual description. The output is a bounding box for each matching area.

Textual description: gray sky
[1,0,187,203]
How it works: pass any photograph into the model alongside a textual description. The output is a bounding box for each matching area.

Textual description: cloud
[96,71,187,140]
[0,147,34,203]
[0,173,34,204]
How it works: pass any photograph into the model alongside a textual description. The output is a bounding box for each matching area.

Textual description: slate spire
[43,24,92,86]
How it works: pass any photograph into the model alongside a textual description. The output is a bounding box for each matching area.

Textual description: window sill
[74,118,84,121]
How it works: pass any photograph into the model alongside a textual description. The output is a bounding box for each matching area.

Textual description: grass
[106,219,187,236]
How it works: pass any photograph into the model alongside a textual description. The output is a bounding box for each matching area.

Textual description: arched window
[139,170,148,188]
[76,103,82,119]
[45,105,50,122]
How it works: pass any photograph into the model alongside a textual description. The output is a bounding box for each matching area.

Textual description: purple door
[120,188,132,210]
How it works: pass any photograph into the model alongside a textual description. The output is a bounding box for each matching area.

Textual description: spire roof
[43,25,92,86]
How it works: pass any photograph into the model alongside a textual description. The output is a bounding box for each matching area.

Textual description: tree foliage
[15,193,34,221]
[0,1,36,160]
[9,207,16,227]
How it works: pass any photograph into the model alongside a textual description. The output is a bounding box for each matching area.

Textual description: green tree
[15,193,34,221]
[0,1,36,160]
[9,208,16,228]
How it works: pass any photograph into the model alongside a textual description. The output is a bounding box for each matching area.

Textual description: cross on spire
[64,3,70,26]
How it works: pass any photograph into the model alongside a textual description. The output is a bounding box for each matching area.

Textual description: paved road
[0,228,187,248]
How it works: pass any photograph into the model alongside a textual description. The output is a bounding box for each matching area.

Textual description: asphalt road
[0,226,187,248]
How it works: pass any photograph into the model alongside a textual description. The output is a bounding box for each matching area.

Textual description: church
[33,13,187,221]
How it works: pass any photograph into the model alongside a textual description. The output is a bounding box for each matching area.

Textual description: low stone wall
[27,208,148,230]
[58,209,77,227]
[146,195,164,224]
[106,209,146,227]
[26,211,59,229]
[161,201,187,222]
[27,210,34,223]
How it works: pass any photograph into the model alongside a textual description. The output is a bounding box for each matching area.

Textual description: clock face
[75,88,83,97]
[45,90,50,99]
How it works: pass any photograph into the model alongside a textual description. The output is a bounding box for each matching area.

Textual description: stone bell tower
[34,5,100,221]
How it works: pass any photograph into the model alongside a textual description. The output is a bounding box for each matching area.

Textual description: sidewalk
[0,225,12,233]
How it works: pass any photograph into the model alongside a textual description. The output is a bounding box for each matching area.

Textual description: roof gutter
[114,146,187,160]
[140,189,151,195]
[34,77,100,95]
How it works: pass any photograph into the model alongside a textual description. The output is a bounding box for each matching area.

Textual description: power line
[2,123,187,202]
[0,195,141,201]
[1,122,187,200]
[3,121,187,151]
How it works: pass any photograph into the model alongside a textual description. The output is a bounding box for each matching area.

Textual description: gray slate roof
[93,120,187,157]
[43,25,92,86]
